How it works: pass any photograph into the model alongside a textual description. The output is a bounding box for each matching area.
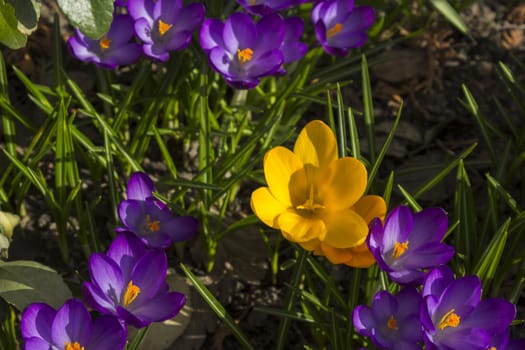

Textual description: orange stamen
[438,309,461,330]
[158,19,173,36]
[296,185,325,213]
[99,37,111,50]
[391,241,409,259]
[237,48,254,63]
[123,280,141,307]
[387,315,398,330]
[64,342,85,350]
[326,23,343,39]
[146,215,161,232]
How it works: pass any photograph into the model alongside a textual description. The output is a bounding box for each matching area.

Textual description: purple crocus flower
[68,15,142,69]
[420,266,516,350]
[367,206,455,285]
[311,0,374,56]
[83,232,186,328]
[117,172,198,249]
[128,0,205,61]
[200,12,285,89]
[236,0,299,16]
[21,299,127,350]
[353,287,423,350]
[275,17,307,75]
[281,17,307,65]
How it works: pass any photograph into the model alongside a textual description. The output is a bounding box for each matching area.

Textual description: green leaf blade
[0,2,27,49]
[56,0,114,38]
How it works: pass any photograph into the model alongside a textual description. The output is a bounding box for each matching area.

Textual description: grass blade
[413,143,477,199]
[429,0,469,34]
[180,263,254,350]
[361,55,376,164]
[366,101,402,192]
[472,218,510,293]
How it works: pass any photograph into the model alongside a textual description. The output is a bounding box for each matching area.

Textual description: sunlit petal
[300,238,322,253]
[250,187,288,229]
[322,209,369,248]
[343,243,376,268]
[352,195,387,224]
[320,242,353,264]
[318,157,367,210]
[278,210,326,242]
[264,146,304,206]
[293,120,337,167]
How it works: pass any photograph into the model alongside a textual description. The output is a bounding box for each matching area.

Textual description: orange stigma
[326,23,343,39]
[158,19,173,36]
[99,37,111,50]
[146,215,161,232]
[438,309,461,330]
[64,342,85,350]
[296,185,325,214]
[387,315,398,330]
[391,241,409,259]
[123,280,141,307]
[237,48,254,63]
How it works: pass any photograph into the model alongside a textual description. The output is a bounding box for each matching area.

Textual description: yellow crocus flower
[250,120,386,267]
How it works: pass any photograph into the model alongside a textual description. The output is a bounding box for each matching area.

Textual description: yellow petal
[352,195,387,224]
[343,243,376,268]
[250,187,289,229]
[264,146,304,206]
[289,167,309,207]
[300,238,322,253]
[293,120,337,167]
[320,242,354,264]
[317,157,367,211]
[278,210,326,242]
[322,209,369,248]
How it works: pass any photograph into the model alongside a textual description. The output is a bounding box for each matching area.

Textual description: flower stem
[276,247,308,350]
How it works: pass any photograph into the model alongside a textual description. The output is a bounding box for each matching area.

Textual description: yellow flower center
[387,315,398,330]
[490,347,497,350]
[327,23,343,39]
[122,280,141,307]
[237,48,254,64]
[64,342,84,350]
[296,185,325,215]
[391,241,409,259]
[158,19,173,36]
[438,309,461,330]
[145,215,161,232]
[99,37,111,50]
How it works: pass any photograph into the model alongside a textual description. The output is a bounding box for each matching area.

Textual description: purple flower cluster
[312,0,375,56]
[128,0,205,61]
[200,12,306,89]
[201,0,374,89]
[67,0,375,88]
[68,0,205,67]
[68,15,142,69]
[20,171,198,349]
[367,206,455,285]
[117,172,198,249]
[353,205,520,350]
[84,232,186,328]
[21,299,126,350]
[353,266,517,349]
